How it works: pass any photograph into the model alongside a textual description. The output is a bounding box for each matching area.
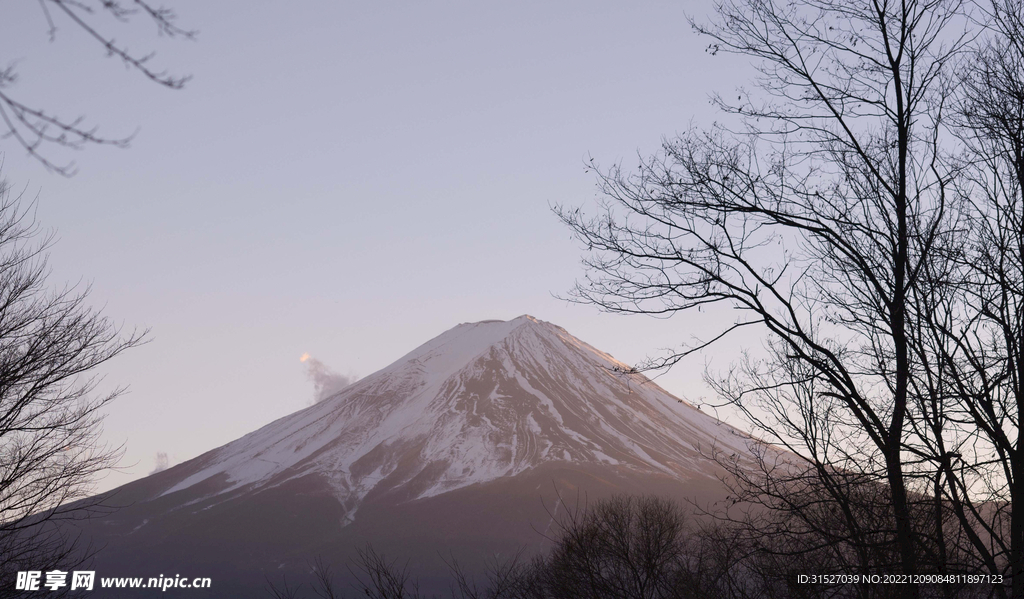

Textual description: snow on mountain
[159,315,747,521]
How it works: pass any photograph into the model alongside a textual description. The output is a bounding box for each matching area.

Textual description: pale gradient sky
[1,0,755,493]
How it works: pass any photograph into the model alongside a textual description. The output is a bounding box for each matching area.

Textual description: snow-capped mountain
[158,315,744,522]
[72,316,750,597]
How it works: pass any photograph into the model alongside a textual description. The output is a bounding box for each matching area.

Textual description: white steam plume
[300,353,357,404]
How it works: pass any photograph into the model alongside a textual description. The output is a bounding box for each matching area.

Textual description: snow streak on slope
[161,316,747,520]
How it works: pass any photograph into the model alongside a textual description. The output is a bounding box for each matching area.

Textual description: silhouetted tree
[0,180,144,595]
[904,0,1024,593]
[446,549,543,599]
[541,495,690,599]
[556,0,972,595]
[348,545,425,599]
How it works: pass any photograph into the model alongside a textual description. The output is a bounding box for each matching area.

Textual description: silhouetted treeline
[267,494,1007,599]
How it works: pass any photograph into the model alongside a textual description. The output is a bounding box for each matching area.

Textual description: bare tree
[0,180,144,593]
[309,555,342,599]
[539,495,692,599]
[899,0,1024,594]
[556,0,971,595]
[0,0,193,175]
[265,574,306,599]
[348,545,425,599]
[445,549,545,599]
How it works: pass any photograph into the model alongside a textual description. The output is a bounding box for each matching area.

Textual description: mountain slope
[156,315,745,522]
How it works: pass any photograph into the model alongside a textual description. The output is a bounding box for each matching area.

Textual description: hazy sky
[1,0,755,492]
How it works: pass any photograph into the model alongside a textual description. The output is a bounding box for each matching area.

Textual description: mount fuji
[71,316,750,596]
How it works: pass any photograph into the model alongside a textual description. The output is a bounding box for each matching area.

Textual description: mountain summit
[159,315,743,522]
[74,316,746,596]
